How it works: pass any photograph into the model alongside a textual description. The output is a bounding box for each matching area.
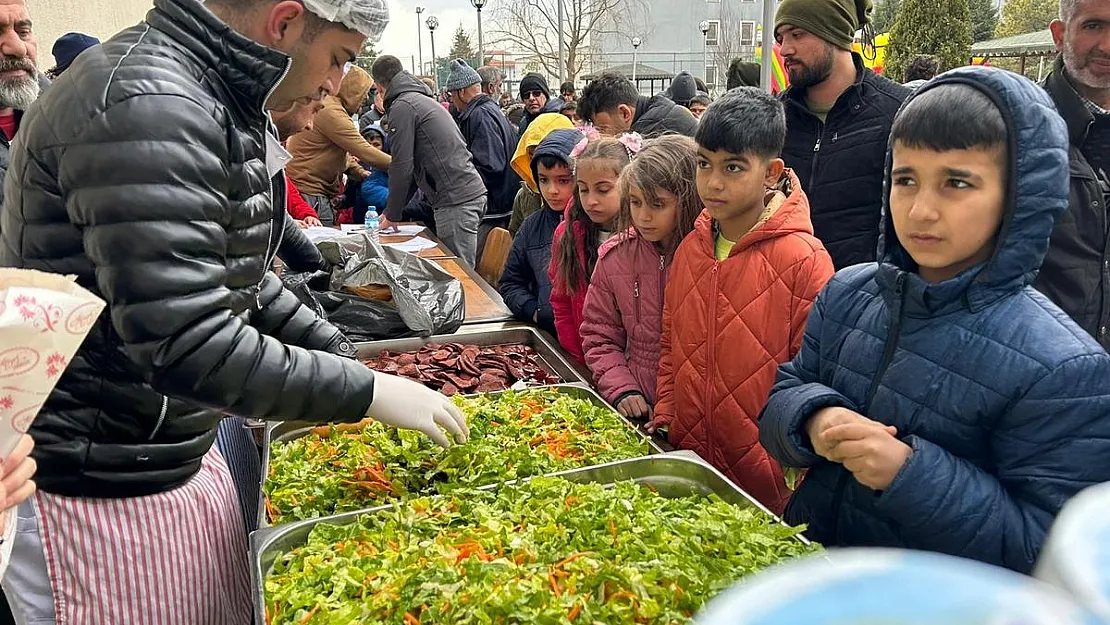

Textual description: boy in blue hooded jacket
[759,66,1110,574]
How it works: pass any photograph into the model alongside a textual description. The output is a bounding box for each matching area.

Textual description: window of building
[706,64,719,88]
[706,20,720,46]
[740,21,756,46]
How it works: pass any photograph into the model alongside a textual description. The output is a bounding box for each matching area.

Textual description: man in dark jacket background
[373,54,488,265]
[578,71,698,138]
[0,2,49,211]
[1037,0,1110,349]
[445,59,521,262]
[775,0,910,268]
[517,72,565,138]
[0,0,466,618]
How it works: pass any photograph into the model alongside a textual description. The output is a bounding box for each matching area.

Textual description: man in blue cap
[45,32,99,79]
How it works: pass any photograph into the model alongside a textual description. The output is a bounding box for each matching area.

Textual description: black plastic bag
[280,270,330,319]
[309,234,464,341]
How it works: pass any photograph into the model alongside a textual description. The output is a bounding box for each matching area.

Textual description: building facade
[593,0,765,93]
[29,0,152,70]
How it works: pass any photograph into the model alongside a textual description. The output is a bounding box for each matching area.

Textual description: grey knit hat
[444,59,482,92]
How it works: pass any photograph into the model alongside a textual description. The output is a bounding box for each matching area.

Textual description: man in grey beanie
[776,0,910,268]
[446,59,521,260]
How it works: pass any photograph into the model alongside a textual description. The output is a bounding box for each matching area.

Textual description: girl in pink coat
[548,132,640,362]
[580,135,702,421]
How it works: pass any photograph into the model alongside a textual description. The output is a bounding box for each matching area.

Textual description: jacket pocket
[830,125,883,146]
[148,395,169,441]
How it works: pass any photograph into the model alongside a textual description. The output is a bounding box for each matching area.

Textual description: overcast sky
[377,0,490,74]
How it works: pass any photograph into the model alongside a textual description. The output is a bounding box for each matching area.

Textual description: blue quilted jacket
[759,66,1110,574]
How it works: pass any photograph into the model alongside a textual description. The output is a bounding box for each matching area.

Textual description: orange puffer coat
[655,170,834,514]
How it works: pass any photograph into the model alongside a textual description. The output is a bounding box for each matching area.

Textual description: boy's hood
[876,66,1070,313]
[512,113,575,192]
[529,128,584,208]
[338,66,374,114]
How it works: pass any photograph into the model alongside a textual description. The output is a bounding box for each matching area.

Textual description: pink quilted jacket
[548,215,589,363]
[581,228,669,406]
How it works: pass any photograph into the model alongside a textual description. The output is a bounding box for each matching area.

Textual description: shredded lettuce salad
[265,390,652,523]
[265,477,819,624]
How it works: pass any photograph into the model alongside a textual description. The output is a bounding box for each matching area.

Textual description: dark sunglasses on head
[522,90,545,99]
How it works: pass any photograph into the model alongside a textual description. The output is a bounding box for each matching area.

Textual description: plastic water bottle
[364,207,380,244]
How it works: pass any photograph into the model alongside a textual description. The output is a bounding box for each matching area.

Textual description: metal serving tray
[250,454,799,624]
[256,384,664,530]
[353,325,591,387]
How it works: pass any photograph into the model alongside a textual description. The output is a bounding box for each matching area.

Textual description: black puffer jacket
[781,55,910,268]
[632,94,698,138]
[1037,58,1110,349]
[0,0,376,498]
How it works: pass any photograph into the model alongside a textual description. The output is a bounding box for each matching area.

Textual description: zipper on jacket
[255,62,293,308]
[633,279,641,323]
[704,262,720,461]
[148,395,169,441]
[810,123,825,184]
[658,253,666,322]
[827,273,906,542]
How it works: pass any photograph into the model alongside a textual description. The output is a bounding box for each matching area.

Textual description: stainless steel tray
[250,454,799,624]
[354,325,591,387]
[257,384,664,530]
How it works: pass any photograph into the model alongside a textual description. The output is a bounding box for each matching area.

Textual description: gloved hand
[367,373,469,447]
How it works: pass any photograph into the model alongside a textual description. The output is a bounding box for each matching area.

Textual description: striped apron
[2,446,252,625]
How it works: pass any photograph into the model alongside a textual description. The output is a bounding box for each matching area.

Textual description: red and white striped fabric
[32,447,252,624]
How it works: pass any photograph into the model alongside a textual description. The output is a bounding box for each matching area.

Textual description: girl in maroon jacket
[580,136,702,421]
[549,132,640,362]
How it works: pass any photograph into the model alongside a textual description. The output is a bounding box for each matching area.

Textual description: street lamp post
[471,0,487,67]
[416,6,425,77]
[631,37,642,86]
[699,20,710,89]
[426,16,440,92]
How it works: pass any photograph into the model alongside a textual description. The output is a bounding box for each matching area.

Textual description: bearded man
[0,0,49,208]
[1037,0,1110,349]
[775,0,910,268]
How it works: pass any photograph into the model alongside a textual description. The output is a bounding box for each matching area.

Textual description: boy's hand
[806,407,883,458]
[820,420,912,491]
[616,394,652,421]
[304,216,322,227]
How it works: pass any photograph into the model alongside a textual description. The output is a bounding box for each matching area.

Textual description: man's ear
[1049,19,1066,52]
[264,0,309,51]
[764,158,785,187]
[619,103,635,124]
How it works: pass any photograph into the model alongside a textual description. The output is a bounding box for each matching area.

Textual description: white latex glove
[367,373,469,447]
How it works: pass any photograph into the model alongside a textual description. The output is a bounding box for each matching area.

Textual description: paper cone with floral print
[0,269,105,455]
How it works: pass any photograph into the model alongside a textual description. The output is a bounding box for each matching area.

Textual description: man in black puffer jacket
[775,0,910,268]
[0,0,466,617]
[578,71,697,138]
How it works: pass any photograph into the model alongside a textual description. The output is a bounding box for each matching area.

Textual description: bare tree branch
[489,0,646,81]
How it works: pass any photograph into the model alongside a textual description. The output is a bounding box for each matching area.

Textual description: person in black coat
[517,72,566,139]
[1035,1,1110,350]
[578,71,697,138]
[775,0,910,269]
[444,59,522,261]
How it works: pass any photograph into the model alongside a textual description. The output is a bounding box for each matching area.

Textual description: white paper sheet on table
[382,236,438,254]
[386,224,426,236]
[303,226,347,243]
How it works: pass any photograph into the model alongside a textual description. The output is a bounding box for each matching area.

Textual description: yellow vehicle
[852,32,890,75]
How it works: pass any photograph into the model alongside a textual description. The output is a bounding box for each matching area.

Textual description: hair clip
[570,135,590,160]
[617,132,644,161]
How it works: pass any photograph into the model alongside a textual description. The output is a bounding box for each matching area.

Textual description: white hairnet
[301,0,390,41]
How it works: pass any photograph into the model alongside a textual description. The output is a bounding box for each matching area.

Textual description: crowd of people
[0,0,1105,621]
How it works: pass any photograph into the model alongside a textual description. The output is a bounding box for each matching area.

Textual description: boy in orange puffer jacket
[653,88,834,514]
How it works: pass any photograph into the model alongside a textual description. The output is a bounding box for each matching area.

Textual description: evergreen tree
[447,25,479,69]
[873,0,901,33]
[995,0,1058,37]
[354,42,377,74]
[885,0,972,81]
[969,0,1000,41]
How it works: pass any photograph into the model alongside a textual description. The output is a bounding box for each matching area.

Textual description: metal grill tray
[257,384,665,530]
[250,454,800,624]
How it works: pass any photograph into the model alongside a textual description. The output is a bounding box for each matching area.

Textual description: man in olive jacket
[373,55,487,265]
[1037,0,1110,349]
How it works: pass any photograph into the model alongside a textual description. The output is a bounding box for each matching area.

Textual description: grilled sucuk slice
[396,353,417,366]
[396,364,420,378]
[432,349,453,362]
[440,382,460,396]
